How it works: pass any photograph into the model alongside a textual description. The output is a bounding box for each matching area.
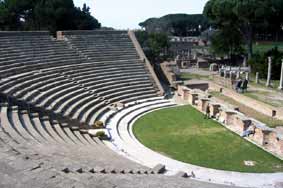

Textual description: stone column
[266,57,272,87]
[245,72,250,81]
[236,71,241,79]
[243,56,247,67]
[279,60,283,90]
[255,72,259,84]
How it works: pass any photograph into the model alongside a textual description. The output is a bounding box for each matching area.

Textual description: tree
[267,0,283,41]
[249,47,283,80]
[73,4,100,30]
[139,14,209,37]
[210,28,244,62]
[0,0,101,32]
[235,0,269,59]
[204,0,278,59]
[135,30,170,62]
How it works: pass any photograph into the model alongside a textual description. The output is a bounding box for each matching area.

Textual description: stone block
[175,171,190,178]
[197,98,210,112]
[232,114,252,133]
[209,103,221,118]
[152,164,166,174]
[218,109,237,125]
[188,93,199,105]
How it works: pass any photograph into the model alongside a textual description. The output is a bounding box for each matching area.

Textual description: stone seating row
[65,31,140,63]
[2,67,154,99]
[74,48,136,55]
[0,103,90,145]
[0,55,80,71]
[68,35,131,42]
[0,52,79,64]
[103,98,176,167]
[0,42,69,53]
[0,59,141,80]
[1,67,154,99]
[72,43,136,50]
[85,88,157,126]
[1,57,142,75]
[0,49,78,61]
[1,70,157,126]
[61,30,126,35]
[0,103,150,172]
[0,30,159,127]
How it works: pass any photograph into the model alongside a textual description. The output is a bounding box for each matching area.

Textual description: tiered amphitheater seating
[0,31,159,127]
[0,31,240,188]
[0,30,160,176]
[62,30,140,61]
[0,102,151,169]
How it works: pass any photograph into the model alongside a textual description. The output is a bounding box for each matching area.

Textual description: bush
[93,121,104,129]
[249,47,283,80]
[95,131,108,140]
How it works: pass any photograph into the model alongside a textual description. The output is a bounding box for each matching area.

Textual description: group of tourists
[235,78,249,93]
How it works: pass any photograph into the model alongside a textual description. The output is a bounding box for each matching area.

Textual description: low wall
[209,82,283,120]
[186,82,209,91]
[160,62,177,88]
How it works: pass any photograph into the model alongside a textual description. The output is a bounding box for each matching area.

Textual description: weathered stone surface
[152,164,166,174]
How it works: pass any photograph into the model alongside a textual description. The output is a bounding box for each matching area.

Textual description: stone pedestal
[219,109,237,125]
[188,93,199,105]
[266,57,272,87]
[253,128,272,146]
[209,103,221,118]
[279,60,283,90]
[197,98,210,112]
[232,115,252,133]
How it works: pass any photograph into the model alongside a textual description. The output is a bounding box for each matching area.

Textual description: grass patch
[248,74,280,90]
[243,91,283,107]
[210,92,283,128]
[254,42,283,53]
[133,105,283,172]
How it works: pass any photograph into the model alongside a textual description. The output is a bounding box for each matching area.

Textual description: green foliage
[135,30,170,62]
[139,14,209,37]
[248,47,283,80]
[93,121,104,129]
[204,0,282,59]
[0,0,101,32]
[210,28,244,60]
[95,131,108,139]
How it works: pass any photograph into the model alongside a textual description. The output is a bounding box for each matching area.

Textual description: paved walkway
[104,98,283,188]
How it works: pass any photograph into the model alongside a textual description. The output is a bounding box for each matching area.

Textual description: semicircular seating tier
[0,31,162,127]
